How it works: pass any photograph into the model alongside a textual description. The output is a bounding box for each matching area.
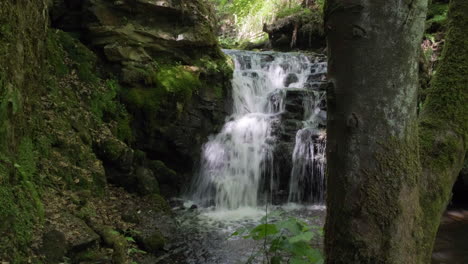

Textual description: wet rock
[39,230,67,263]
[283,89,313,120]
[307,73,326,82]
[260,54,275,68]
[284,73,299,87]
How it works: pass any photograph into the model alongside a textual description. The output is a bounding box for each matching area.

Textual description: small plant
[232,212,324,264]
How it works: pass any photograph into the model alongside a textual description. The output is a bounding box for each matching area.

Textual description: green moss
[195,55,233,98]
[417,0,468,261]
[124,63,202,122]
[93,225,128,264]
[149,160,177,180]
[124,86,165,113]
[46,31,69,77]
[142,230,166,253]
[91,79,119,119]
[74,248,108,262]
[56,31,98,83]
[115,113,134,144]
[156,65,201,104]
[147,193,171,213]
[0,182,43,262]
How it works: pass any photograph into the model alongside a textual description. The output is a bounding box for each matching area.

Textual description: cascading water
[288,66,327,204]
[190,50,327,209]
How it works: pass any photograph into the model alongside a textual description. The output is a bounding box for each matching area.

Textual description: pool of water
[157,202,326,264]
[155,204,467,264]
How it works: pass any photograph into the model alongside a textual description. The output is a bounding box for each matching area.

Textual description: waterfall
[191,50,327,209]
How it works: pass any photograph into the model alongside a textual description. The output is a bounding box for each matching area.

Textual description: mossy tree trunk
[324,0,467,263]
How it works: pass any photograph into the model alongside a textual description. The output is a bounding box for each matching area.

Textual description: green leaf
[276,218,302,235]
[290,257,310,264]
[288,231,314,243]
[230,227,248,237]
[125,236,136,242]
[250,223,278,240]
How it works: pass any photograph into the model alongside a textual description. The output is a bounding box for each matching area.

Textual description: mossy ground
[0,11,135,261]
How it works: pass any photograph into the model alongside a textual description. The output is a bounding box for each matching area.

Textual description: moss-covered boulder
[141,229,166,254]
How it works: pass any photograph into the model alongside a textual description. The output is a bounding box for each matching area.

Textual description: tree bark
[324,0,467,263]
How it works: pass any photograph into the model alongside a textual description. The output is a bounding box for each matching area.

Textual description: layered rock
[270,54,327,203]
[51,0,233,194]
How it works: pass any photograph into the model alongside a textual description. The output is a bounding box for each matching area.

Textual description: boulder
[46,213,100,255]
[39,230,67,263]
[135,166,160,195]
[140,229,166,253]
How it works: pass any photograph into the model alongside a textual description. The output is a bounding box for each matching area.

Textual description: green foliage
[277,5,309,19]
[56,31,98,83]
[233,213,324,264]
[218,36,239,49]
[124,86,165,114]
[0,138,44,262]
[211,0,324,45]
[426,2,449,32]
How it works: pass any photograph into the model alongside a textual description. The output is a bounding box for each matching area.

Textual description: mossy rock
[135,166,160,196]
[149,160,177,184]
[39,230,67,264]
[147,193,171,213]
[96,138,134,169]
[141,229,166,253]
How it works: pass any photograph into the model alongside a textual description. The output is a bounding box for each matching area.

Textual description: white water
[191,50,327,210]
[288,63,327,204]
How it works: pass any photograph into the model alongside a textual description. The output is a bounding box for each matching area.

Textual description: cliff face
[52,0,233,195]
[0,0,231,261]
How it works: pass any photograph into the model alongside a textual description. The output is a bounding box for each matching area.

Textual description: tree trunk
[324,0,467,263]
[417,0,468,260]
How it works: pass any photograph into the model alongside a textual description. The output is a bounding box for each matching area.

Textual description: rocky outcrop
[264,8,325,51]
[50,0,233,194]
